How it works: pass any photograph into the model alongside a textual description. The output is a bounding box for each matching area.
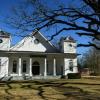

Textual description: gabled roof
[65,36,75,41]
[10,30,59,53]
[60,36,76,43]
[32,30,58,50]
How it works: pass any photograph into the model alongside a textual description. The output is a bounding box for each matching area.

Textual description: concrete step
[1,76,12,81]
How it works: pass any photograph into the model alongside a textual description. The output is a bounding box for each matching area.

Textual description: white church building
[0,30,78,80]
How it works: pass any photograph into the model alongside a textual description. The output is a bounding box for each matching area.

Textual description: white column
[73,58,78,73]
[44,58,47,76]
[8,57,11,76]
[18,58,22,76]
[53,58,56,76]
[29,58,32,76]
[8,57,10,76]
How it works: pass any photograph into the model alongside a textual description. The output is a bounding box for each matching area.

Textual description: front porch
[8,53,64,78]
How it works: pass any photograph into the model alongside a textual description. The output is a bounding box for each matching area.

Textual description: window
[22,60,27,73]
[69,44,72,47]
[13,60,17,73]
[34,39,39,44]
[69,60,73,71]
[0,39,3,43]
[0,59,1,72]
[0,59,1,66]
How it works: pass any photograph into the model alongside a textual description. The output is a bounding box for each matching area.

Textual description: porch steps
[1,76,12,81]
[0,76,61,81]
[31,76,61,79]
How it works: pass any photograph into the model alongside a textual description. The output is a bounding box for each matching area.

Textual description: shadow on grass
[0,80,100,100]
[19,81,100,100]
[4,82,28,100]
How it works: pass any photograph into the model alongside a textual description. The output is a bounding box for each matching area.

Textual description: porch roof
[0,50,78,57]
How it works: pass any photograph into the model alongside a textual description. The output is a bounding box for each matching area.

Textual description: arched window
[69,60,73,71]
[13,60,17,73]
[33,61,39,66]
[22,60,27,73]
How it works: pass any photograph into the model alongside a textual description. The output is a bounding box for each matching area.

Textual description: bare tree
[80,43,100,75]
[7,0,100,49]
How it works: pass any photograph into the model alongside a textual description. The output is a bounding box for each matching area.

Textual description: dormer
[59,36,77,53]
[0,30,11,51]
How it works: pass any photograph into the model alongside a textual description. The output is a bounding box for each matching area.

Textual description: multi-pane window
[69,60,73,71]
[13,60,17,73]
[22,60,27,73]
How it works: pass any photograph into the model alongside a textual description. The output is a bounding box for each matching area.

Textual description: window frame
[12,60,17,73]
[69,60,73,71]
[22,60,27,73]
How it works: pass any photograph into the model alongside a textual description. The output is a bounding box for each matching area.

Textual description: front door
[32,61,40,75]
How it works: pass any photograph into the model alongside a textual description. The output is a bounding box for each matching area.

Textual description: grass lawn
[0,78,100,100]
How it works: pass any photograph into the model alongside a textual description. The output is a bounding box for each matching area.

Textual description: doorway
[32,61,40,75]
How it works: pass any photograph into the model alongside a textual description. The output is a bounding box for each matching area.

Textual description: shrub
[60,75,67,79]
[67,73,81,79]
[90,73,99,76]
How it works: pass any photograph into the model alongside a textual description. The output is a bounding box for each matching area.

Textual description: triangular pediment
[10,30,58,53]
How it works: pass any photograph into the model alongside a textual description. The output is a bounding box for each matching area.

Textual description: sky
[0,0,91,55]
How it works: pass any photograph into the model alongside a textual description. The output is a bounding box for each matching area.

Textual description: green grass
[0,79,100,100]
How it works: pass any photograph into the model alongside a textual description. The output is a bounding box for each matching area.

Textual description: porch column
[18,57,22,76]
[8,57,10,76]
[53,58,56,76]
[7,57,10,76]
[29,58,32,76]
[44,58,47,76]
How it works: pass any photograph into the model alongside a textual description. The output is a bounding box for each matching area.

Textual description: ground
[0,78,100,100]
